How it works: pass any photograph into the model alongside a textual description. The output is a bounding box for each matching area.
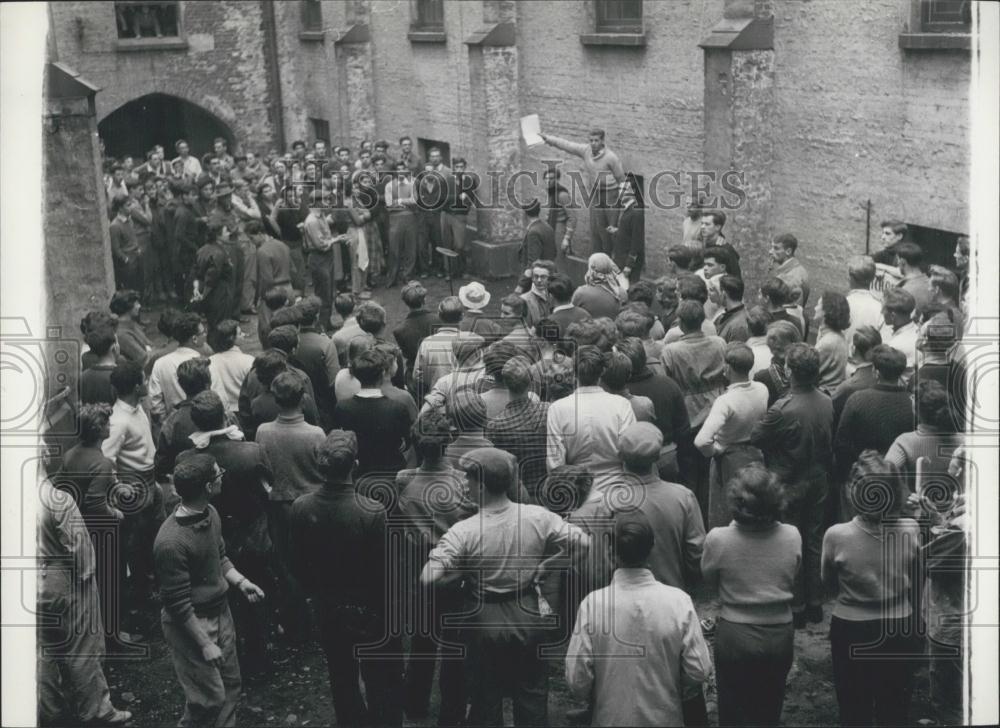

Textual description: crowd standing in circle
[39,129,974,727]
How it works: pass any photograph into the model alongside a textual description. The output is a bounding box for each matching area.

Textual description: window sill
[580,32,646,47]
[299,30,325,42]
[408,29,447,44]
[898,33,971,50]
[115,37,188,52]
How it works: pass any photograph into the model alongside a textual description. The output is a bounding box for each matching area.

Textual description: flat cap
[619,422,663,461]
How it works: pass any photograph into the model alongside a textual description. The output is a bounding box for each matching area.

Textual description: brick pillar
[700,0,775,291]
[465,0,523,277]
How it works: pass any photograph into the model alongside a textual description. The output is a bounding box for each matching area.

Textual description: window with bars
[918,0,971,33]
[596,0,643,33]
[301,0,323,32]
[413,0,444,30]
[114,1,181,39]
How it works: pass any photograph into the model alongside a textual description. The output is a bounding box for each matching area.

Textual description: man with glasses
[520,259,556,330]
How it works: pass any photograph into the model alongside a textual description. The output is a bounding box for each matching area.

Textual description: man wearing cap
[289,430,403,727]
[520,199,556,273]
[422,447,590,726]
[458,281,502,341]
[566,512,712,727]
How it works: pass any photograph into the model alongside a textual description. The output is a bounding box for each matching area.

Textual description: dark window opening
[301,0,323,32]
[310,118,331,145]
[596,0,643,33]
[919,0,972,33]
[114,1,180,39]
[906,224,966,271]
[417,138,451,168]
[413,0,444,30]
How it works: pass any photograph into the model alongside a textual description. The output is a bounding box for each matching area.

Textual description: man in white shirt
[208,320,254,414]
[695,343,769,528]
[566,512,711,727]
[148,312,205,423]
[880,287,919,379]
[172,139,202,180]
[746,306,773,377]
[845,255,884,348]
[547,345,636,491]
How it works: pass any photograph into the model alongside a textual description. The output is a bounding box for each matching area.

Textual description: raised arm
[540,134,590,159]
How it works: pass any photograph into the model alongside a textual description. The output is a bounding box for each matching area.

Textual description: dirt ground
[103,276,937,727]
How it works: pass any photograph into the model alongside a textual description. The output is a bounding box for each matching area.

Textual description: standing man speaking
[540,129,625,256]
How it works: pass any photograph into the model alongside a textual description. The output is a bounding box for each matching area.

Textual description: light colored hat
[458,281,491,311]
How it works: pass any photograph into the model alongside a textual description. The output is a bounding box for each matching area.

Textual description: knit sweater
[544,135,625,193]
[256,413,326,501]
[821,517,920,620]
[153,505,233,622]
[701,521,801,624]
[834,384,914,476]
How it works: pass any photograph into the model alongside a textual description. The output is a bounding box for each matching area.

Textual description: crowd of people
[38,130,974,727]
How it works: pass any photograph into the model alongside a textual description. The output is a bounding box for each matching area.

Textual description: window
[413,0,444,30]
[301,0,323,33]
[418,138,450,167]
[919,0,972,33]
[309,118,330,145]
[114,1,180,39]
[596,0,642,33]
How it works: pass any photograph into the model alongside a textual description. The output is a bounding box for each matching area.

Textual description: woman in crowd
[813,290,851,394]
[822,450,921,726]
[701,464,800,727]
[572,253,627,320]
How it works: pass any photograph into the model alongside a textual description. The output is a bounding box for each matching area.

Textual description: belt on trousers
[477,584,537,604]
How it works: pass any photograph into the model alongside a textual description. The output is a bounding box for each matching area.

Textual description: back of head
[501,356,533,395]
[894,241,924,268]
[270,305,302,329]
[539,465,594,514]
[297,295,323,327]
[724,342,754,376]
[109,359,143,398]
[615,336,646,374]
[453,334,487,367]
[882,287,916,317]
[614,512,654,568]
[765,320,802,358]
[177,357,212,398]
[78,403,113,445]
[575,344,606,386]
[450,388,488,433]
[401,281,427,309]
[600,350,633,391]
[254,349,288,387]
[350,349,384,388]
[627,280,656,306]
[209,319,241,353]
[483,341,519,380]
[848,255,876,288]
[928,264,960,301]
[746,306,772,337]
[263,286,290,313]
[667,245,703,272]
[615,308,654,339]
[727,463,784,525]
[501,293,527,320]
[412,410,454,461]
[334,293,356,317]
[566,318,608,351]
[849,450,903,521]
[852,325,882,359]
[85,325,118,358]
[189,390,226,432]
[355,301,387,335]
[438,296,464,324]
[820,291,851,332]
[109,289,140,317]
[173,452,217,501]
[677,274,708,304]
[459,447,516,496]
[676,300,706,333]
[917,380,952,429]
[784,343,820,386]
[548,274,575,304]
[271,370,305,409]
[172,312,203,344]
[719,275,744,303]
[314,430,358,480]
[267,324,299,354]
[760,277,791,307]
[871,344,905,381]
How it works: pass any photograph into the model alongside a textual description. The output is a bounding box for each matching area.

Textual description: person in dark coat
[610,178,645,283]
[392,280,440,388]
[520,199,556,272]
[191,222,235,333]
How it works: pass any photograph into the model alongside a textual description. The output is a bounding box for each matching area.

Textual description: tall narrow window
[114,1,181,39]
[301,0,323,32]
[414,0,444,30]
[309,118,331,145]
[595,0,642,33]
[919,0,972,33]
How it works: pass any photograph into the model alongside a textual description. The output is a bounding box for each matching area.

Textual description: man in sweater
[769,233,810,308]
[155,357,214,497]
[486,357,550,498]
[894,242,932,316]
[80,325,119,406]
[289,430,404,727]
[831,325,882,423]
[750,343,834,627]
[540,128,625,255]
[255,371,325,644]
[412,296,466,399]
[547,273,591,338]
[392,280,439,387]
[288,296,337,425]
[712,275,750,343]
[154,452,264,727]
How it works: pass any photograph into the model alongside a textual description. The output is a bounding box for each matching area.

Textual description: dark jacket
[520,219,556,268]
[611,202,644,278]
[750,385,834,490]
[393,309,440,369]
[548,305,592,338]
[627,367,692,446]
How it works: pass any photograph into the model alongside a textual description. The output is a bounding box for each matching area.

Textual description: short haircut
[566,319,609,351]
[871,344,906,381]
[880,220,908,237]
[760,277,792,306]
[374,342,402,375]
[677,274,708,304]
[400,281,427,308]
[156,308,179,338]
[453,334,487,366]
[719,275,744,302]
[452,157,467,166]
[929,265,960,301]
[773,233,798,254]
[177,357,212,398]
[600,350,633,391]
[746,306,772,337]
[917,380,952,429]
[614,512,654,568]
[627,280,656,306]
[189,390,226,431]
[412,410,453,461]
[271,370,305,408]
[820,291,851,332]
[784,343,820,386]
[703,245,734,273]
[109,359,143,397]
[173,453,218,500]
[438,296,464,324]
[78,403,112,444]
[882,287,916,316]
[350,349,384,387]
[676,300,706,332]
[270,305,302,329]
[263,286,290,312]
[501,356,533,395]
[615,308,654,338]
[314,430,358,479]
[80,310,117,337]
[849,450,903,520]
[172,312,203,343]
[702,210,726,228]
[589,129,606,140]
[852,325,882,358]
[724,343,755,375]
[85,326,117,357]
[576,345,605,386]
[209,320,240,353]
[847,255,876,286]
[334,293,356,316]
[109,289,141,316]
[398,135,411,144]
[297,295,322,326]
[593,317,620,352]
[267,325,299,354]
[727,463,785,525]
[347,334,375,362]
[483,342,519,379]
[666,245,703,272]
[501,293,527,319]
[615,336,646,374]
[355,301,387,334]
[765,321,802,357]
[461,448,515,495]
[292,140,306,150]
[254,350,288,387]
[111,197,129,217]
[894,241,924,267]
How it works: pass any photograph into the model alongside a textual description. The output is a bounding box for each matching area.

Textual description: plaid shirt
[486,397,550,495]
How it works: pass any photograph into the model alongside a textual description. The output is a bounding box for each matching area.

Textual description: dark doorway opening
[98,93,235,161]
[417,138,451,167]
[906,223,966,271]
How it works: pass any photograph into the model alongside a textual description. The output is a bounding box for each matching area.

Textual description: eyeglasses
[211,468,227,484]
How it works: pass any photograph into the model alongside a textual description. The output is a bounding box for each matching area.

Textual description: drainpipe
[261,0,286,152]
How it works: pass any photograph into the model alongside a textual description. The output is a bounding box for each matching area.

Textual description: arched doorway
[98,93,235,161]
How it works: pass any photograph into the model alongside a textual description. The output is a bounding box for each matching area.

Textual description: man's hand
[540,133,549,143]
[622,267,631,277]
[201,642,224,667]
[561,239,571,252]
[606,226,618,234]
[239,579,265,603]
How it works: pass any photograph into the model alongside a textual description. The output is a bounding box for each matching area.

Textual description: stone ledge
[334,23,370,45]
[580,32,646,47]
[408,29,447,44]
[466,239,522,280]
[898,33,971,50]
[115,37,188,52]
[298,30,325,43]
[465,22,515,47]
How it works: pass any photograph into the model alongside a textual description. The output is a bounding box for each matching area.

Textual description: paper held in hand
[520,114,544,147]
